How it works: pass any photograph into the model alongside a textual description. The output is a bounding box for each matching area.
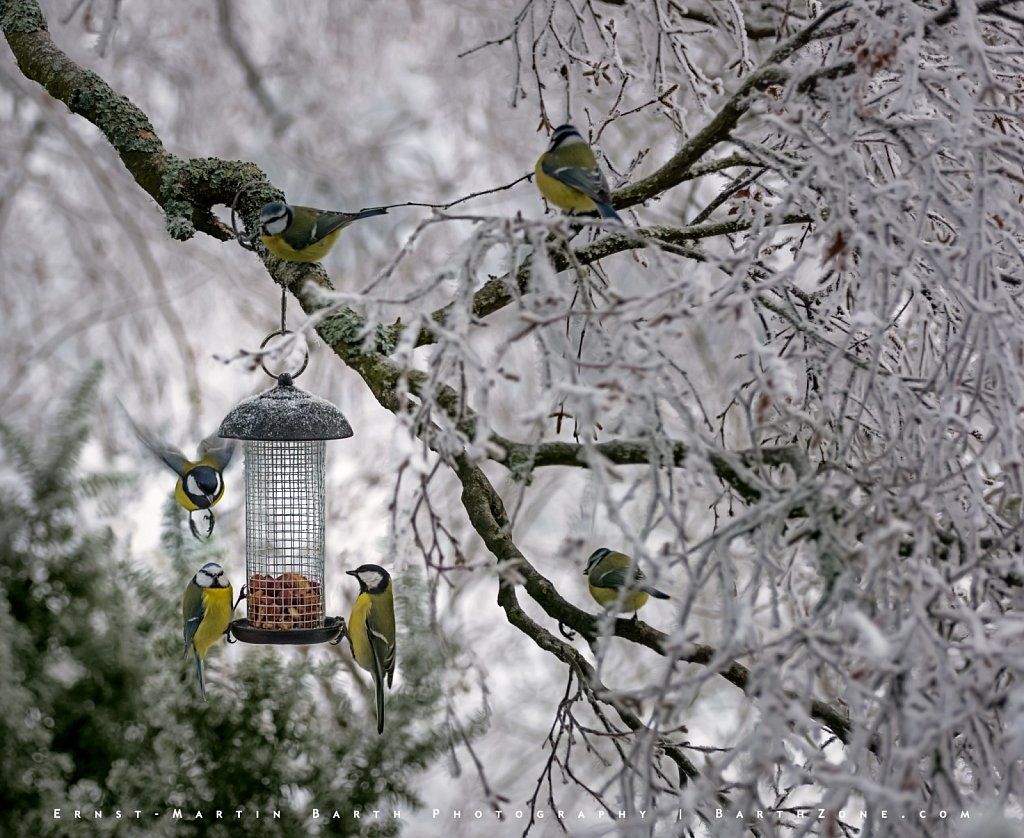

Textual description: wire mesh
[243,439,326,630]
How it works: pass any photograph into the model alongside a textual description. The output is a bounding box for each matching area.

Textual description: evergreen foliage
[0,370,467,836]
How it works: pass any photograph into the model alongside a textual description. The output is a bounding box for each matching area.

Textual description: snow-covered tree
[3,0,1024,834]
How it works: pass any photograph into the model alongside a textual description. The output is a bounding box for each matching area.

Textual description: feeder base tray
[229,616,345,645]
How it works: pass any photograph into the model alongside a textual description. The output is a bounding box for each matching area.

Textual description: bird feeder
[219,366,351,644]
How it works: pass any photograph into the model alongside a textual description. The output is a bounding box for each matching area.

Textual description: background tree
[3,0,1024,835]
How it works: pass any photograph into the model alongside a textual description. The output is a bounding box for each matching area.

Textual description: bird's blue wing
[182,584,205,656]
[591,565,632,590]
[310,208,388,243]
[367,619,396,688]
[594,560,655,589]
[541,159,611,204]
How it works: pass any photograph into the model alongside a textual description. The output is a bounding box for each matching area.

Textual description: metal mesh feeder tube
[219,373,351,645]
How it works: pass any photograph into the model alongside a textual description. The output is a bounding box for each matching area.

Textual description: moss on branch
[0,0,280,241]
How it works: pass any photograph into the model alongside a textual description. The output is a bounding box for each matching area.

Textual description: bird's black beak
[345,569,358,577]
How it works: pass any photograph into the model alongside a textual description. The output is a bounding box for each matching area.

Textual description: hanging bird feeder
[220,332,351,645]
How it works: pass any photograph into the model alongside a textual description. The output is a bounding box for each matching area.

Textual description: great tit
[584,547,670,618]
[258,201,388,263]
[346,564,396,735]
[122,406,236,539]
[182,562,234,700]
[535,123,622,222]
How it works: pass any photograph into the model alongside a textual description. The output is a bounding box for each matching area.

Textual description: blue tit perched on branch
[122,406,236,539]
[535,123,622,222]
[584,547,670,619]
[258,201,388,263]
[182,562,234,700]
[346,564,396,735]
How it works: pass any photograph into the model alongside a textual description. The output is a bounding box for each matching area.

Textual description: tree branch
[610,3,855,211]
[0,0,279,240]
[448,450,854,750]
[412,212,811,350]
[493,435,811,502]
[499,580,701,783]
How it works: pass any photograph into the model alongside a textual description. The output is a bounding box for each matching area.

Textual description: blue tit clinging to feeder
[535,123,623,222]
[258,201,388,263]
[182,562,234,700]
[584,547,670,619]
[346,564,396,735]
[121,404,236,539]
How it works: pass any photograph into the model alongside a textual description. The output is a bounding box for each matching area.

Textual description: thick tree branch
[494,435,811,502]
[0,0,278,240]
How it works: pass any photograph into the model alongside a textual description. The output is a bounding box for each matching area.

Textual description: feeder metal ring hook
[259,329,309,381]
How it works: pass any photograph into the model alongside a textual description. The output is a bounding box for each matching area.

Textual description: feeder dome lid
[219,374,354,441]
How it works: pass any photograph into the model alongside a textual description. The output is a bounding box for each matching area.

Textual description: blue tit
[346,564,396,735]
[535,123,622,222]
[258,201,388,263]
[182,562,234,700]
[584,547,669,618]
[121,404,236,539]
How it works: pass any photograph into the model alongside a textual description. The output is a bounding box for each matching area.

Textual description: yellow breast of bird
[535,158,598,213]
[193,586,234,660]
[260,228,341,263]
[348,593,375,673]
[589,582,649,613]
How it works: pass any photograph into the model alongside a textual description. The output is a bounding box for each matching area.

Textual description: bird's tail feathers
[374,677,385,735]
[596,201,623,223]
[643,585,671,600]
[194,652,207,701]
[355,207,389,220]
